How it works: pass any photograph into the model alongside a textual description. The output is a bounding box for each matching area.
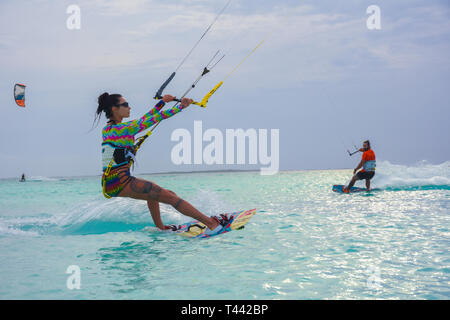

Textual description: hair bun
[98,92,110,109]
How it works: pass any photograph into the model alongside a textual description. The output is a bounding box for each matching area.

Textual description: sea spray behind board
[369,160,450,189]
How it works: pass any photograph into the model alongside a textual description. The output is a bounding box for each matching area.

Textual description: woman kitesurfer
[95,93,228,235]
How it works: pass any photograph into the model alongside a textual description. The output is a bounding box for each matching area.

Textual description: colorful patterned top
[101,100,185,198]
[102,100,184,148]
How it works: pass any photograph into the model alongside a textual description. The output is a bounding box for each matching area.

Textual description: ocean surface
[0,161,449,299]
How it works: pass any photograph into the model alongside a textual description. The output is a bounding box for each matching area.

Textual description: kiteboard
[171,209,256,239]
[332,185,370,193]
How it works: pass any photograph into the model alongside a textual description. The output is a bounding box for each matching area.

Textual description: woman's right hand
[163,225,178,231]
[180,98,193,108]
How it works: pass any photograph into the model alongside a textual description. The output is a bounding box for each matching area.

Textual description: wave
[0,197,191,237]
[27,176,62,182]
[372,160,450,189]
[0,221,39,236]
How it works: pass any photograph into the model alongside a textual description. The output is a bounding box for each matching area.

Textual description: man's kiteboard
[332,185,370,193]
[169,209,256,239]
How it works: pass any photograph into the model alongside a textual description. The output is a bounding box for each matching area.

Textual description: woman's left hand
[162,95,175,103]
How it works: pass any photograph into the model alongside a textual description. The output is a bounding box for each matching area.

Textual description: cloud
[84,0,153,16]
[1,1,449,82]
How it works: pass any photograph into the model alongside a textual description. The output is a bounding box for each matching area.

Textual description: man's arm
[354,159,365,174]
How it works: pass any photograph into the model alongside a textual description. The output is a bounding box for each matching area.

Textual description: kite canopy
[14,83,26,107]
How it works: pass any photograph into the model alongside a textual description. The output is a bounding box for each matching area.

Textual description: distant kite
[14,83,26,107]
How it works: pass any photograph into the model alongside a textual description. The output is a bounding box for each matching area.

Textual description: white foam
[190,189,236,215]
[0,221,39,236]
[49,195,188,228]
[28,176,59,181]
[372,160,450,188]
[0,191,206,236]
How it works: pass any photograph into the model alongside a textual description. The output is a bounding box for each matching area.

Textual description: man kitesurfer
[344,140,376,192]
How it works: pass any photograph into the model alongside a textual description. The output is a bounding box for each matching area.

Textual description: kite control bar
[347,147,361,156]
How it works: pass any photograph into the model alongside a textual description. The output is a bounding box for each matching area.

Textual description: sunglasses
[116,102,130,108]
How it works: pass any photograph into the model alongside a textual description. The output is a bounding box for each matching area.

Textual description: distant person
[20,173,26,182]
[344,140,376,192]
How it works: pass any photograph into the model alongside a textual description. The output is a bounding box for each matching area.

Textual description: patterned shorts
[102,165,133,197]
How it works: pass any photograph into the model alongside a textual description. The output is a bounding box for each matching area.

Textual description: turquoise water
[0,161,449,299]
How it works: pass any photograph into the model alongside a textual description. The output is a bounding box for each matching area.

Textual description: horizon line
[0,167,354,181]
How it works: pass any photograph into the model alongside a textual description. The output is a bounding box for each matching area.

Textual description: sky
[0,0,449,178]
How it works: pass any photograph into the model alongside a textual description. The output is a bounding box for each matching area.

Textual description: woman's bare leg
[119,178,219,230]
[147,199,164,229]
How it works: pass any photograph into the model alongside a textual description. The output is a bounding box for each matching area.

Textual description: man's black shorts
[356,171,375,180]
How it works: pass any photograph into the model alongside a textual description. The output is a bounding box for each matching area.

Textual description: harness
[363,160,376,172]
[101,143,136,198]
